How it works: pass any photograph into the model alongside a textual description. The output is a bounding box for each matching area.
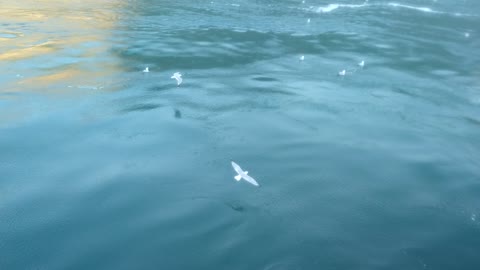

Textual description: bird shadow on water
[224,201,246,212]
[174,108,182,119]
[147,84,177,92]
[188,196,250,213]
[187,195,277,216]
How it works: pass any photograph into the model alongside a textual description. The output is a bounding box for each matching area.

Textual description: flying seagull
[358,60,365,68]
[143,67,149,73]
[231,161,259,186]
[171,72,182,85]
[338,69,346,76]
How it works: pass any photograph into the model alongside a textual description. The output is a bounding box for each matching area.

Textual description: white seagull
[300,55,305,61]
[143,67,149,73]
[231,161,259,187]
[358,60,365,68]
[338,69,346,76]
[171,72,182,85]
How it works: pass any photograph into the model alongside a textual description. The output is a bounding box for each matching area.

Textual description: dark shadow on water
[252,76,279,82]
[223,201,245,212]
[463,116,480,127]
[111,28,374,71]
[120,103,162,113]
[242,86,298,97]
[188,196,247,213]
[148,84,175,92]
[174,108,182,119]
[391,86,423,99]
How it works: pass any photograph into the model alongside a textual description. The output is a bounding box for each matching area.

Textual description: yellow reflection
[0,41,57,61]
[22,69,82,85]
[0,0,127,94]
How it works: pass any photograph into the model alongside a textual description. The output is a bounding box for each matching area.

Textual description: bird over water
[171,72,183,85]
[231,161,259,187]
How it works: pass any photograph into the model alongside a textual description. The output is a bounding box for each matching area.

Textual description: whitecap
[317,4,339,13]
[388,3,438,13]
[316,2,368,13]
[389,4,477,17]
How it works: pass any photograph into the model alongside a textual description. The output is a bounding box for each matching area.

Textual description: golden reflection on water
[0,0,127,94]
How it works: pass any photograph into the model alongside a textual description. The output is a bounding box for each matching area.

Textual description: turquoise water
[1,0,480,269]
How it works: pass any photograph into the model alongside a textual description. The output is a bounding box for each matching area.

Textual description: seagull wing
[231,161,243,175]
[242,174,259,186]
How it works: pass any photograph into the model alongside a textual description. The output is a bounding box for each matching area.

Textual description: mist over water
[1,0,480,269]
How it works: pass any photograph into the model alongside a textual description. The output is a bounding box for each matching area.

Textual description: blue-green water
[1,0,480,269]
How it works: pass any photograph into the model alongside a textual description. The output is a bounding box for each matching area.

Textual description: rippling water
[1,0,480,269]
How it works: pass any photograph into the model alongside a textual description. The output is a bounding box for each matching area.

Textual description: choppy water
[1,0,480,269]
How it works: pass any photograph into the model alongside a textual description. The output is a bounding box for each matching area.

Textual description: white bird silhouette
[338,69,346,76]
[300,55,305,61]
[307,18,311,23]
[171,72,182,85]
[143,67,149,73]
[231,161,259,186]
[358,60,365,68]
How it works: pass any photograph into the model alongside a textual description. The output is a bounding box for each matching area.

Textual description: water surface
[1,0,480,269]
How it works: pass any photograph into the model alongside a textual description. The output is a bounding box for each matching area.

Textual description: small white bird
[358,60,365,68]
[143,67,149,73]
[300,55,305,61]
[231,161,259,187]
[465,32,470,38]
[338,69,346,76]
[307,18,311,23]
[171,72,182,85]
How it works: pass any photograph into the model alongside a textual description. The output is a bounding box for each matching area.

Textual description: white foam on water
[388,3,438,13]
[316,3,368,13]
[317,4,339,13]
[305,1,478,17]
[387,3,478,17]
